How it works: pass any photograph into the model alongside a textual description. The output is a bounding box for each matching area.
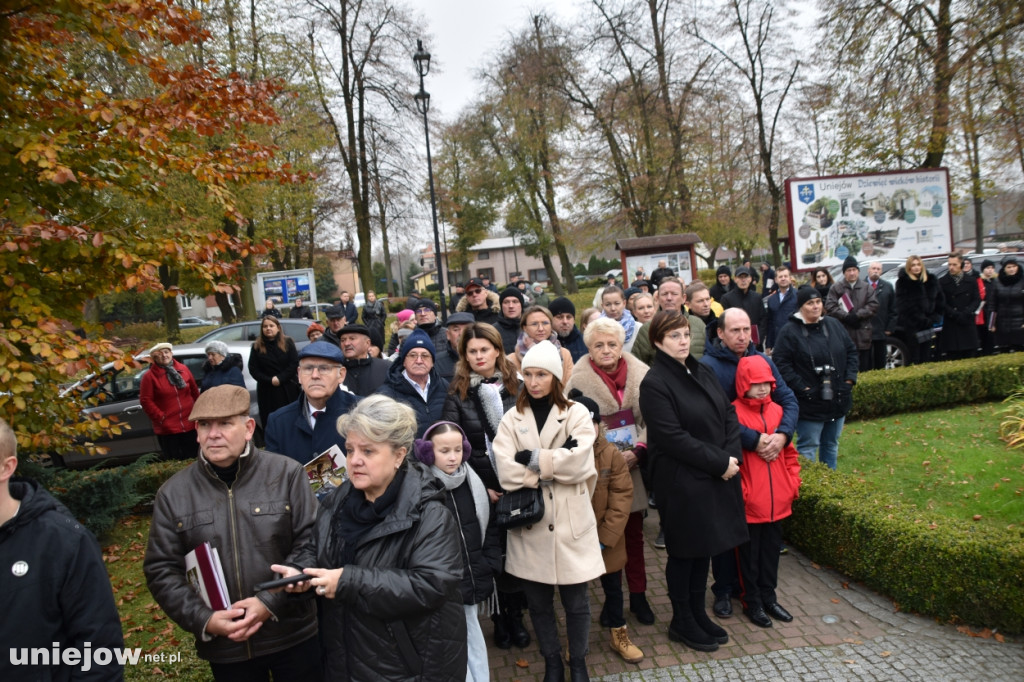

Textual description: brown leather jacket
[144,444,318,663]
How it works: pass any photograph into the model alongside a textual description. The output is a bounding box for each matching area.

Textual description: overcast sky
[415,0,582,119]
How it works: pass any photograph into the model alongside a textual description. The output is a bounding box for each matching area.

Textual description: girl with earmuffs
[414,421,502,682]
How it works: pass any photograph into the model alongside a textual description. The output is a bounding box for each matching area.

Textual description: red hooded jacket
[732,355,801,523]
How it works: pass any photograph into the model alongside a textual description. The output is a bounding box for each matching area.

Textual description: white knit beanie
[521,340,562,379]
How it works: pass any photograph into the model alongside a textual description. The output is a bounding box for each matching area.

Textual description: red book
[185,542,230,611]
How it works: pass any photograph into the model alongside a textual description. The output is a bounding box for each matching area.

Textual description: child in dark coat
[414,421,501,682]
[732,355,802,628]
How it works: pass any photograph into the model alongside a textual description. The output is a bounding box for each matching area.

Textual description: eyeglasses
[299,364,339,375]
[665,331,690,341]
[405,352,432,362]
[466,288,484,295]
[525,320,551,329]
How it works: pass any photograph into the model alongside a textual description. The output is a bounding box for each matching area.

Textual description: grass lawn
[840,401,1023,532]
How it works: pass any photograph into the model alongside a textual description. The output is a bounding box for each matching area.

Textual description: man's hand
[206,598,270,641]
[756,433,785,461]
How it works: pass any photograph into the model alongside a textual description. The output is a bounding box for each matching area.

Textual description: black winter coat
[201,352,246,391]
[375,363,450,438]
[248,338,300,425]
[772,313,858,422]
[938,273,980,352]
[866,278,898,341]
[638,350,748,558]
[299,463,466,681]
[495,316,521,354]
[895,269,942,335]
[1,480,124,682]
[720,285,763,327]
[441,479,501,604]
[441,382,519,491]
[986,266,1024,348]
[341,356,391,396]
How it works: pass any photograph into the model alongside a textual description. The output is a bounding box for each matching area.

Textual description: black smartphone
[253,573,313,592]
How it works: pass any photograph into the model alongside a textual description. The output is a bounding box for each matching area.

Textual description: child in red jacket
[732,354,802,628]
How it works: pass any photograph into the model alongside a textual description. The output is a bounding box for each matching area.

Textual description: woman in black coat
[895,255,941,365]
[247,316,299,427]
[987,258,1024,351]
[277,396,467,681]
[639,311,747,653]
[440,322,530,650]
[360,290,387,350]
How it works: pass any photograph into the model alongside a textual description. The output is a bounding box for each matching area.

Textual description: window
[528,269,548,282]
[178,294,193,310]
[478,251,489,260]
[477,268,494,281]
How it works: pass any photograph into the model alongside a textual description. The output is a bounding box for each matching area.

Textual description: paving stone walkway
[486,512,1024,681]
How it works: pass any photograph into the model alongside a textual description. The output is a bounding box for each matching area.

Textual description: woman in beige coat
[494,340,604,682]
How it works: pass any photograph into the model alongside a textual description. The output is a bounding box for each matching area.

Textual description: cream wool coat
[494,401,605,586]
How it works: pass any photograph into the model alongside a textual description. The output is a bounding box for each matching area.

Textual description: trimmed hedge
[850,353,1024,420]
[786,462,1024,634]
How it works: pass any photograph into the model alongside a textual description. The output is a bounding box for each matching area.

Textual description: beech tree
[1,1,292,454]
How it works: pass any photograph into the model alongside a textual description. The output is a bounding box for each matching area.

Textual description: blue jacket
[700,339,799,451]
[558,325,589,363]
[375,362,450,438]
[764,287,799,349]
[265,388,360,465]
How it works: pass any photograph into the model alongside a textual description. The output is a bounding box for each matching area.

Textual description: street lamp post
[413,39,447,322]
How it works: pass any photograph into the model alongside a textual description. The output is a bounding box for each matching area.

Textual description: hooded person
[375,328,450,437]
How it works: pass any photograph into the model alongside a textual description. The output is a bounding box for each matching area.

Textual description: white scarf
[429,463,490,542]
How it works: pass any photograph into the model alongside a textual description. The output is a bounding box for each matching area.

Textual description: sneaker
[609,626,644,663]
[653,529,666,549]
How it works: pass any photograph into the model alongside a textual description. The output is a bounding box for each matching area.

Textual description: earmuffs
[413,421,472,466]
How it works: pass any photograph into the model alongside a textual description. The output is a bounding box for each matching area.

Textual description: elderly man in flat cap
[265,341,359,465]
[140,342,201,460]
[144,385,321,682]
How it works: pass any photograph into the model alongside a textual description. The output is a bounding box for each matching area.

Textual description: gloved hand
[562,436,578,450]
[514,450,533,466]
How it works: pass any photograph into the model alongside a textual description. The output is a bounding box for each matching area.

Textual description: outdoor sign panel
[255,269,316,307]
[785,168,952,272]
[625,252,694,285]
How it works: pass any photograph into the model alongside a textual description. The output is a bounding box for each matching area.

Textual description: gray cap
[445,312,475,326]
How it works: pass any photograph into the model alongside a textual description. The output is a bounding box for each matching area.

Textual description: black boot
[629,592,656,625]
[668,599,719,652]
[491,613,511,649]
[507,610,531,648]
[542,653,565,682]
[690,591,728,644]
[568,656,590,682]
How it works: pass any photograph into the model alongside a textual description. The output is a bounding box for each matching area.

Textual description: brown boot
[609,625,644,663]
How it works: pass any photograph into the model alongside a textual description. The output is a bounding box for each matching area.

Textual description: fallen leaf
[973,515,983,521]
[842,581,849,589]
[831,598,840,603]
[880,651,891,657]
[515,659,529,668]
[996,633,1005,643]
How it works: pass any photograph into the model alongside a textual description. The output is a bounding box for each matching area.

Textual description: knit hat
[548,297,576,317]
[623,286,641,300]
[716,265,732,277]
[796,286,822,308]
[499,286,525,307]
[204,340,229,357]
[521,339,562,379]
[412,297,437,312]
[413,422,472,466]
[396,309,415,324]
[568,389,601,423]
[306,322,325,340]
[981,259,996,270]
[399,328,436,362]
[842,256,860,272]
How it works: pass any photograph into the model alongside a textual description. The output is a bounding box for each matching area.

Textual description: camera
[815,365,835,401]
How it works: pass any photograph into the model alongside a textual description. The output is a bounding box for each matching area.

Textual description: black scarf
[330,468,406,566]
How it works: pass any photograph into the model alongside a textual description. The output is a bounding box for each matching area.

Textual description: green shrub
[15,456,191,541]
[850,354,1024,420]
[786,462,1024,634]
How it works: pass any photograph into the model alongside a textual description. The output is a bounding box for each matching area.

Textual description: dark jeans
[737,521,783,611]
[624,511,646,593]
[522,580,591,659]
[157,430,199,461]
[599,571,625,628]
[209,635,322,682]
[870,338,888,371]
[710,547,740,600]
[857,348,872,374]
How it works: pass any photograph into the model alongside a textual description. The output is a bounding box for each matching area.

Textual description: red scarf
[590,357,627,407]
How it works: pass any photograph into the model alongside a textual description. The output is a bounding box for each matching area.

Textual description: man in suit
[865,261,898,370]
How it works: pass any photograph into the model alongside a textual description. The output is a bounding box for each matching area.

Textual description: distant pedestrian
[140,342,200,460]
[247,316,299,427]
[288,297,314,319]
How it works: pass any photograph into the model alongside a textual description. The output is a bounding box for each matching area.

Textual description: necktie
[312,410,324,421]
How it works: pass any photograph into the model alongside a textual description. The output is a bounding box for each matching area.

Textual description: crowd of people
[11,254,1012,681]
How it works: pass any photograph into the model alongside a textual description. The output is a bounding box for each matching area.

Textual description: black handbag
[496,486,545,529]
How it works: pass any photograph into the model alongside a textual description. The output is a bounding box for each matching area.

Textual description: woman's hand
[304,567,344,599]
[269,564,312,593]
[722,456,740,480]
[271,375,280,387]
[488,488,502,504]
[621,449,639,470]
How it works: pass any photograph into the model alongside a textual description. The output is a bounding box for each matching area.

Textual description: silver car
[196,318,315,350]
[56,341,260,468]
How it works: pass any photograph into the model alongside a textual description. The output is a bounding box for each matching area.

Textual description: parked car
[827,258,906,282]
[195,318,315,350]
[179,316,217,328]
[55,342,260,468]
